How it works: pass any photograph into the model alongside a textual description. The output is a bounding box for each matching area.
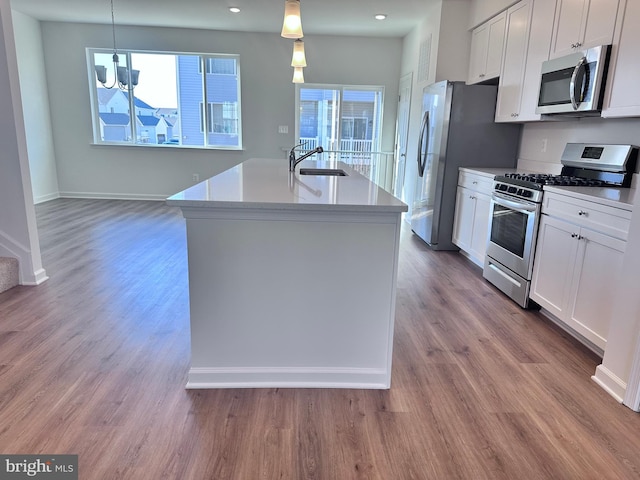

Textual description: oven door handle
[492,193,538,214]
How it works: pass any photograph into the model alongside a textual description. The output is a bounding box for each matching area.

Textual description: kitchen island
[167,158,408,389]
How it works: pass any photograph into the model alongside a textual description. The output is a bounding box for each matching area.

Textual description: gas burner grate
[502,173,607,187]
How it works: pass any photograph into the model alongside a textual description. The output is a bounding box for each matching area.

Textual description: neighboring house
[177,56,239,147]
[98,112,130,142]
[96,89,179,144]
[155,116,176,143]
[136,115,160,143]
[97,89,130,114]
[156,108,179,142]
[123,92,156,117]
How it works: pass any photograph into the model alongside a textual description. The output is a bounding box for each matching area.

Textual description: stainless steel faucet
[289,144,324,172]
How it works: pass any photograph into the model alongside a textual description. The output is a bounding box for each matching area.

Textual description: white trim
[623,331,640,412]
[34,192,61,204]
[592,365,626,404]
[59,192,170,202]
[186,366,390,389]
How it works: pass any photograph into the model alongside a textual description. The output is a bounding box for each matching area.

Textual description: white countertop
[459,167,520,178]
[167,157,408,213]
[460,166,636,211]
[543,185,636,211]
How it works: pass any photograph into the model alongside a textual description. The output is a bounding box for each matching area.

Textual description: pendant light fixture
[281,0,303,39]
[291,39,307,68]
[94,0,140,90]
[292,66,305,84]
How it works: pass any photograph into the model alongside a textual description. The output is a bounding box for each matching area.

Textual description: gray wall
[0,1,44,284]
[399,0,472,212]
[13,10,59,204]
[27,21,401,200]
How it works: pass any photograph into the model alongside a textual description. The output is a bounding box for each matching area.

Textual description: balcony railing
[299,137,394,192]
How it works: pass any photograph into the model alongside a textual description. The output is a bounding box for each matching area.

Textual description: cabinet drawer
[542,191,632,240]
[458,171,494,194]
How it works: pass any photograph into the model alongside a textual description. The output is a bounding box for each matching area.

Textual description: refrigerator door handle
[416,111,429,177]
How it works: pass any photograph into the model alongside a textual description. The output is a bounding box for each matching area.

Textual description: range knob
[521,190,533,198]
[507,186,517,194]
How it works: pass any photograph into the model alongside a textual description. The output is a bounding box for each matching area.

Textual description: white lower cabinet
[453,171,493,267]
[530,192,629,351]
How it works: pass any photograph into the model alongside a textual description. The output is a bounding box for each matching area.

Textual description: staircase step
[0,257,19,294]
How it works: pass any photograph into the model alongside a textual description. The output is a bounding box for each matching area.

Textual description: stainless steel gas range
[483,143,638,308]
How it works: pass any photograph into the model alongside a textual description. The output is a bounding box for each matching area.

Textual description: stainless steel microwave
[536,45,611,115]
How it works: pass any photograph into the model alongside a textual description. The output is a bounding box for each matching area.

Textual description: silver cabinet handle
[578,210,587,216]
[472,181,478,185]
[571,233,578,238]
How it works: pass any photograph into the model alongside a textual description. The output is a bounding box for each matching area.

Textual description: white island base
[168,158,407,389]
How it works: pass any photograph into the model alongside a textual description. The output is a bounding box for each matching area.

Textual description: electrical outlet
[192,173,200,183]
[278,125,289,134]
[541,138,548,153]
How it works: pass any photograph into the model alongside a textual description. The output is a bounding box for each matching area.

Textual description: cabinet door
[568,228,625,349]
[469,192,491,263]
[495,0,533,122]
[551,0,620,58]
[603,0,640,117]
[467,12,506,84]
[468,24,490,84]
[516,0,556,122]
[530,215,579,317]
[550,0,589,58]
[452,186,475,252]
[581,0,620,50]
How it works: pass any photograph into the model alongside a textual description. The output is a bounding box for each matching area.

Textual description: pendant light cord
[110,0,117,55]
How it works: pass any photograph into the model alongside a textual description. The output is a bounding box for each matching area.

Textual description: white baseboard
[592,365,626,403]
[186,366,391,390]
[21,268,49,285]
[34,192,60,204]
[59,191,171,202]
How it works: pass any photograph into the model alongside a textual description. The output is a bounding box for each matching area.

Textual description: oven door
[486,192,540,280]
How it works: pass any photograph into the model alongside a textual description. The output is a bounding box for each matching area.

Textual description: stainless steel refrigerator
[410,80,521,249]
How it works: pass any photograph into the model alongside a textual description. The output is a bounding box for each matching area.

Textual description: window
[88,49,242,149]
[296,85,383,154]
[296,85,384,178]
[199,102,239,134]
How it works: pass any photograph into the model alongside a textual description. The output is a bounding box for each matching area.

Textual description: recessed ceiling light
[229,7,241,13]
[375,14,387,20]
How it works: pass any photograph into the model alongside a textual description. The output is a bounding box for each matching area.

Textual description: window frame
[294,83,384,153]
[87,48,243,150]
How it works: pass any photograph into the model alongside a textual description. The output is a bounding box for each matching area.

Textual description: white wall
[30,21,401,200]
[469,0,519,28]
[12,10,59,204]
[436,0,473,82]
[399,0,472,212]
[518,117,640,174]
[0,0,45,284]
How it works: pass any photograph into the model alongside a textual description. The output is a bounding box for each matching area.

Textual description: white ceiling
[10,0,435,37]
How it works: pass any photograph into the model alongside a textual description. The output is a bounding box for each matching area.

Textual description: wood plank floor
[1,198,639,479]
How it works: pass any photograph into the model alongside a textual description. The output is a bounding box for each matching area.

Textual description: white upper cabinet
[602,0,640,117]
[549,0,620,59]
[467,11,507,84]
[494,1,533,122]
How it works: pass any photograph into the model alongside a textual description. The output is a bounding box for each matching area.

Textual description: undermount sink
[299,168,348,177]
